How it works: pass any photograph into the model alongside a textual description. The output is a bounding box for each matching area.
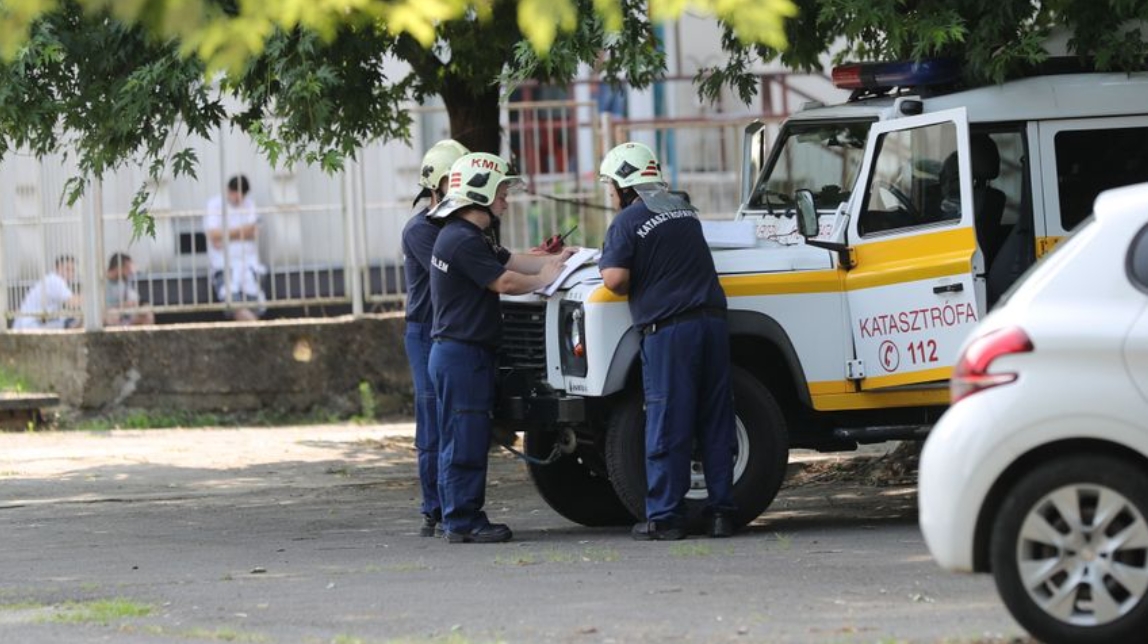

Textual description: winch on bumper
[496,368,588,424]
[496,300,589,425]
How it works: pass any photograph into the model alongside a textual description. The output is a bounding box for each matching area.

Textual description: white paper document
[535,247,601,296]
[701,220,758,248]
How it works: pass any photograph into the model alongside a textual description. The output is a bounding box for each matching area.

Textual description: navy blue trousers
[404,321,440,517]
[640,315,736,523]
[428,340,496,534]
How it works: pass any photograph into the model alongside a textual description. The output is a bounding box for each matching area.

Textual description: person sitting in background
[13,255,82,330]
[104,252,154,327]
[204,174,266,321]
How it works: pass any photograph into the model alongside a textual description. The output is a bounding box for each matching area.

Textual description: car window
[1055,127,1148,231]
[859,121,959,236]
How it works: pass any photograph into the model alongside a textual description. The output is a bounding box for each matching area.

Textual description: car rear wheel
[604,365,789,529]
[990,454,1148,644]
[524,429,635,527]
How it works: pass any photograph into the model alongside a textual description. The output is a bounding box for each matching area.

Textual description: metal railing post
[81,180,105,331]
[0,193,6,331]
[342,161,364,316]
[218,129,233,311]
[355,158,372,301]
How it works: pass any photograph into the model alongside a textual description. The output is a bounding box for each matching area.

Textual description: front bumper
[494,367,587,425]
[498,393,587,424]
[919,395,1006,572]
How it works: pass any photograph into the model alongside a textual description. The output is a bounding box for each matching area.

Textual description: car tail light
[950,326,1033,404]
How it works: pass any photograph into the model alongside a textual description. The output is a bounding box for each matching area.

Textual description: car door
[845,108,982,390]
[1125,222,1148,402]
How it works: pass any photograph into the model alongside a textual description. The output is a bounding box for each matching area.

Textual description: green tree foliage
[0,0,795,237]
[700,0,1148,103]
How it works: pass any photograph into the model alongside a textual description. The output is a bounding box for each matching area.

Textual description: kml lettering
[470,157,503,171]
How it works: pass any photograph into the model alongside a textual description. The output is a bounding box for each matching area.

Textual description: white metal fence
[1,74,831,330]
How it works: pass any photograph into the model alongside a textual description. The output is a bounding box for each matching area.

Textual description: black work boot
[631,520,687,541]
[444,522,513,544]
[708,513,736,539]
[419,511,443,538]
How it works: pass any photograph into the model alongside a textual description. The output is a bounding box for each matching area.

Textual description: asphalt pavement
[0,423,1031,643]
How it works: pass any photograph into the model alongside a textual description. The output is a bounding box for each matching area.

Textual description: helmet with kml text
[599,142,664,188]
[427,152,522,219]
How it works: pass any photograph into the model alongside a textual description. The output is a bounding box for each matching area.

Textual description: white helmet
[418,139,470,191]
[427,152,522,219]
[599,142,663,188]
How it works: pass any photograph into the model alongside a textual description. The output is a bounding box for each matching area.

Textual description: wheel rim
[685,416,749,500]
[1015,482,1148,627]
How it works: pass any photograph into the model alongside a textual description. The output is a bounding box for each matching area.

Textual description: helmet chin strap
[484,208,502,246]
[618,185,639,208]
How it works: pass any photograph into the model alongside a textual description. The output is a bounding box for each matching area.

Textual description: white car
[919,182,1148,644]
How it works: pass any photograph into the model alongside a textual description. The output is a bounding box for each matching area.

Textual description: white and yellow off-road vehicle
[496,60,1148,528]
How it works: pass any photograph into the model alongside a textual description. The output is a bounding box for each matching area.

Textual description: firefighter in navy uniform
[401,139,469,538]
[426,152,569,544]
[598,142,737,540]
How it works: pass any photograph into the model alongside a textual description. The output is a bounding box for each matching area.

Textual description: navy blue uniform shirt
[599,200,726,327]
[401,206,437,323]
[430,217,511,347]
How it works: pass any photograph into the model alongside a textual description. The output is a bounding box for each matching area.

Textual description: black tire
[990,454,1148,644]
[604,365,789,528]
[524,430,635,527]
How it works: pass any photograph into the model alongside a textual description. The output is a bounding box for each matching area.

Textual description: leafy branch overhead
[699,0,1148,104]
[0,0,795,69]
[0,0,796,237]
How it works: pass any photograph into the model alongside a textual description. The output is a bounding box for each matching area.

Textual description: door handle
[933,283,964,294]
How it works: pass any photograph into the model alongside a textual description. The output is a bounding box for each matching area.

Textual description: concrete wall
[0,315,412,415]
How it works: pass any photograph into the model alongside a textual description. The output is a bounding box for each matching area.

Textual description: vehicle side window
[1129,224,1148,291]
[1055,127,1148,231]
[859,122,959,236]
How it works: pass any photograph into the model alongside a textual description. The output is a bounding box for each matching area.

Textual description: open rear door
[845,108,982,390]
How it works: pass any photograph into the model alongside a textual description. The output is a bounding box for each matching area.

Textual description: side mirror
[797,191,855,269]
[795,189,818,238]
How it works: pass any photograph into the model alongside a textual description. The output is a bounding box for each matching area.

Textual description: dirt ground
[0,423,1029,643]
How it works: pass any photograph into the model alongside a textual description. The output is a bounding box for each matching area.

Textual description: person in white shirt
[13,255,82,330]
[104,252,154,327]
[204,174,266,321]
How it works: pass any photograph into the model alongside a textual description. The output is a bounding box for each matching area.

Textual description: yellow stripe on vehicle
[847,228,976,290]
[587,286,628,303]
[721,270,843,296]
[587,270,845,303]
[807,380,854,395]
[811,386,950,411]
[861,366,952,389]
[1036,236,1064,258]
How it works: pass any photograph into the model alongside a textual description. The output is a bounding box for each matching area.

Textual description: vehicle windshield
[748,120,874,213]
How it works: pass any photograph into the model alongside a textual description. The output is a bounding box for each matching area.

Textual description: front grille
[501,301,547,371]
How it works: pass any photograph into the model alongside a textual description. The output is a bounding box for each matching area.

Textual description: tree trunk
[440,79,502,155]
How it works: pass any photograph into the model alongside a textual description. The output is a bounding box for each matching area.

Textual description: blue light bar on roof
[832,59,959,90]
